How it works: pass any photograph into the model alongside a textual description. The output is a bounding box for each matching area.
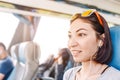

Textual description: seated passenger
[63,9,120,80]
[55,48,74,80]
[0,42,14,80]
[37,48,74,80]
[38,54,55,78]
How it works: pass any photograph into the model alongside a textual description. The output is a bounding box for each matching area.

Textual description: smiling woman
[0,1,120,80]
[63,9,120,80]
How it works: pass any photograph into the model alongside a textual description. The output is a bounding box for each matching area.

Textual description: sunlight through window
[0,12,19,49]
[34,16,69,63]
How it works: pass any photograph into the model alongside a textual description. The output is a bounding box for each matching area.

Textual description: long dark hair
[59,48,70,68]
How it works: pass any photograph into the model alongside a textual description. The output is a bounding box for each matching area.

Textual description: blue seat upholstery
[109,26,120,70]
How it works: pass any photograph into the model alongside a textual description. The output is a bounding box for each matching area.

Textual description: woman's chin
[74,58,82,63]
[74,57,88,63]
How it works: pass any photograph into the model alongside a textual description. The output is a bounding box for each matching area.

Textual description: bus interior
[0,0,120,80]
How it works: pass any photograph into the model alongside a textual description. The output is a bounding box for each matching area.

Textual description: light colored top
[63,66,120,80]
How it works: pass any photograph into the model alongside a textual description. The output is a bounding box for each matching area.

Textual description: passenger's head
[0,42,6,57]
[58,48,71,65]
[68,9,112,64]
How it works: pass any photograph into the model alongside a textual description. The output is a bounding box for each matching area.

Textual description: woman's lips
[71,50,82,57]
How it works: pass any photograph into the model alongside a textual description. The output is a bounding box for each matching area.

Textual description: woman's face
[68,19,100,63]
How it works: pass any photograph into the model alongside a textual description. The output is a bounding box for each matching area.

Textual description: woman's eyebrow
[76,28,87,32]
[68,28,87,33]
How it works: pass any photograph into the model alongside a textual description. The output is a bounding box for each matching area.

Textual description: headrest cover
[11,41,40,64]
[109,26,120,70]
[18,42,28,63]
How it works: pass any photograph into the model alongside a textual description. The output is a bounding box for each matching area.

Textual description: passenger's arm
[0,73,5,80]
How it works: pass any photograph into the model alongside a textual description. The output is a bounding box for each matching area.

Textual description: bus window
[34,16,69,63]
[0,12,19,49]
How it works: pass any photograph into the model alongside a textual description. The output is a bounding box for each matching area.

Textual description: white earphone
[98,40,102,47]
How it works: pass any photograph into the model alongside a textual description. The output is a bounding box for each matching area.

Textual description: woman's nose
[68,38,78,48]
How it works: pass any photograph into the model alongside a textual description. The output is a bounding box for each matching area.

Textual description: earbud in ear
[98,40,102,48]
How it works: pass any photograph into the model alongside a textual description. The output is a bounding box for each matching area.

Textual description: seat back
[22,41,40,80]
[109,26,120,70]
[7,41,40,80]
[8,43,25,80]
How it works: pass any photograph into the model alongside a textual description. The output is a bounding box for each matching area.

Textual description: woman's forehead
[69,19,94,32]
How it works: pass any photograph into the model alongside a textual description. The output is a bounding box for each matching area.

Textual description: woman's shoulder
[100,66,120,80]
[63,66,81,80]
[107,67,120,75]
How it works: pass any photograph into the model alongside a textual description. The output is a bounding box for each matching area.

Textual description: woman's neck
[76,61,108,80]
[80,61,106,77]
[81,61,100,71]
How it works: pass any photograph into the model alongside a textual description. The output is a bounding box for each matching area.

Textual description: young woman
[56,48,73,80]
[63,9,120,80]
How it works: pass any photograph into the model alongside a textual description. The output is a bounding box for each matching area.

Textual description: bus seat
[7,41,40,80]
[8,43,25,80]
[109,26,120,70]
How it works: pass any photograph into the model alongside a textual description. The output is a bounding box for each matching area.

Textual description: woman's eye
[78,33,86,37]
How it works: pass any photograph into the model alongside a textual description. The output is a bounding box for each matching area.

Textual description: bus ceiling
[0,0,120,25]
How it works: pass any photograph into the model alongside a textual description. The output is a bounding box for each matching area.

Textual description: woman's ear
[98,34,105,47]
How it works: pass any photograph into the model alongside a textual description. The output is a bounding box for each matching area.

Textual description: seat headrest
[11,41,40,64]
[109,26,120,70]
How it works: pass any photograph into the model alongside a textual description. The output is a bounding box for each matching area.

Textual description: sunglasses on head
[71,9,103,27]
